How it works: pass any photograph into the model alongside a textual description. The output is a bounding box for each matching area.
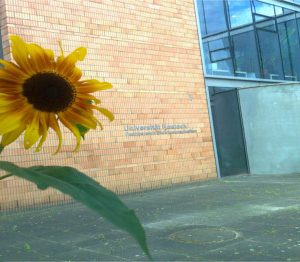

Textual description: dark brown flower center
[22,72,76,113]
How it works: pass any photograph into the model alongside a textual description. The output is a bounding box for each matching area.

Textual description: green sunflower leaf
[0,161,152,259]
[75,124,90,139]
[0,145,4,154]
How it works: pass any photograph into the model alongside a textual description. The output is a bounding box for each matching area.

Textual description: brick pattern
[0,0,216,210]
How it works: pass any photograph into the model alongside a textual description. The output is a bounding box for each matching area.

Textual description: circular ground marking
[168,226,241,245]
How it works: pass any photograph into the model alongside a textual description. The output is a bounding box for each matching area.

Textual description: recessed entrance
[209,86,249,177]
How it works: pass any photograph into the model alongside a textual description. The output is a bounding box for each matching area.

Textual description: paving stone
[1,173,300,260]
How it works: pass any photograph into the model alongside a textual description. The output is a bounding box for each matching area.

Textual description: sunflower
[0,35,114,153]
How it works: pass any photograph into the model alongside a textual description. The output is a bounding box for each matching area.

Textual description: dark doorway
[209,87,249,177]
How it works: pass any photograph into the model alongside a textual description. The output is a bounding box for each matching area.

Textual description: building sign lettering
[124,124,197,136]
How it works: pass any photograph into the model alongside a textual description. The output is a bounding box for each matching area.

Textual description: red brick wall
[0,0,216,210]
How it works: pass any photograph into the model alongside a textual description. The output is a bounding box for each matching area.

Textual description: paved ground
[1,173,300,261]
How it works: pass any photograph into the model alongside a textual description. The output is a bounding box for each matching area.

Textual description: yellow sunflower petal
[10,35,34,74]
[77,80,112,93]
[0,60,27,80]
[0,125,25,148]
[0,96,24,108]
[0,85,22,95]
[27,43,55,71]
[69,67,82,82]
[76,93,101,104]
[68,47,87,61]
[58,113,81,152]
[36,113,49,152]
[0,111,26,134]
[92,106,115,122]
[63,108,97,129]
[0,77,22,86]
[72,103,93,114]
[24,112,41,149]
[45,48,55,61]
[58,40,64,56]
[95,119,104,130]
[49,114,62,154]
[57,46,86,76]
[0,102,23,114]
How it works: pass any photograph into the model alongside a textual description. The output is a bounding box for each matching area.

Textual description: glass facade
[197,0,300,81]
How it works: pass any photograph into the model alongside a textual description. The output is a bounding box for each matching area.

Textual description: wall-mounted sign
[124,124,197,137]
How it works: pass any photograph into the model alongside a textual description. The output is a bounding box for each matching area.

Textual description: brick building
[0,0,216,210]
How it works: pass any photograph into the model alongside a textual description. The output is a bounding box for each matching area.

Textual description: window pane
[196,0,206,36]
[277,19,300,81]
[256,18,276,32]
[209,37,229,50]
[228,0,252,28]
[286,20,300,80]
[257,30,284,80]
[278,23,292,78]
[211,49,231,61]
[275,6,283,16]
[253,0,274,17]
[283,8,294,14]
[198,0,300,82]
[203,42,234,76]
[232,31,261,79]
[202,0,227,34]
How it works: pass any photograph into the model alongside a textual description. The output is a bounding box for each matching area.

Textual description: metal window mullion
[277,11,297,23]
[200,0,208,36]
[210,46,230,52]
[223,0,237,76]
[201,9,296,40]
[210,57,232,63]
[284,21,295,79]
[254,14,277,33]
[209,48,231,63]
[251,0,265,78]
[296,17,300,44]
[253,12,275,19]
[252,0,257,13]
[293,14,300,80]
[256,27,277,33]
[274,4,287,80]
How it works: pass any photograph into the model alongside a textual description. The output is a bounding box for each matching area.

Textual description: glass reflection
[252,0,274,17]
[258,28,284,80]
[278,22,293,78]
[203,42,234,77]
[228,0,252,28]
[283,20,300,80]
[202,0,227,35]
[232,31,260,79]
[208,37,229,50]
[211,49,230,62]
[196,0,206,36]
[198,0,300,82]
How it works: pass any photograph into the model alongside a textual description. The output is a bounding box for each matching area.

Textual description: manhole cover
[169,226,240,245]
